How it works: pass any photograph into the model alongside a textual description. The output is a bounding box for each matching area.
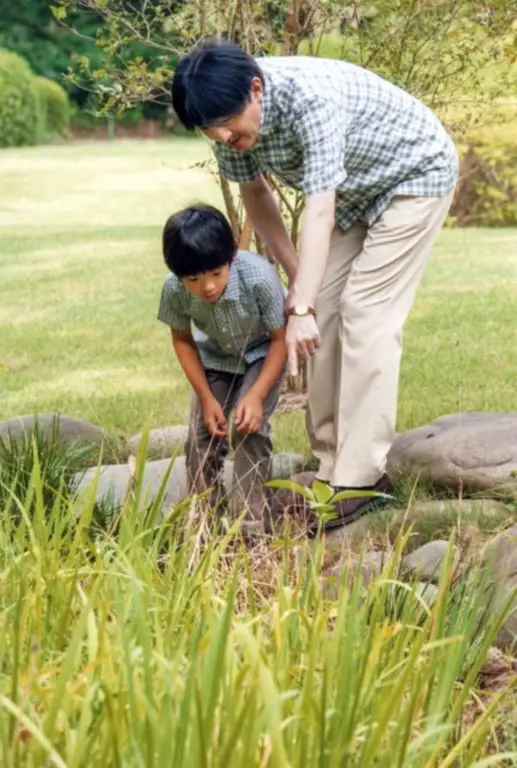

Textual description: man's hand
[286,314,321,376]
[235,392,263,434]
[201,396,228,438]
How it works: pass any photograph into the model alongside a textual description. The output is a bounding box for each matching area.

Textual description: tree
[52,0,516,235]
[0,0,105,104]
[51,0,517,395]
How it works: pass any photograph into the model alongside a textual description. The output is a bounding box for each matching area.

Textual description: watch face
[295,305,309,315]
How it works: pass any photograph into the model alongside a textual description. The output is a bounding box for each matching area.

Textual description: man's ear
[250,76,263,101]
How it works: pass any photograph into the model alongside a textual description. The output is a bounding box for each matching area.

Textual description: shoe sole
[308,494,393,538]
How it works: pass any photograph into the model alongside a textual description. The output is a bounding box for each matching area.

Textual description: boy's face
[202,77,263,152]
[182,264,230,303]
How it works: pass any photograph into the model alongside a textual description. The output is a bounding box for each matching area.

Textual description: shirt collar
[219,259,240,302]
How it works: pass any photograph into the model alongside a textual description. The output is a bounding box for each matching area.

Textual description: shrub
[452,123,517,227]
[35,75,71,138]
[0,415,98,526]
[0,48,42,148]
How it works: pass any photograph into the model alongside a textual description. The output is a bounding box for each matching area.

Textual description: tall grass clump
[0,438,516,766]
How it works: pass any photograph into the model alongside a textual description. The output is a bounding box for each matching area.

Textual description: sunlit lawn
[1,138,517,454]
[2,138,517,766]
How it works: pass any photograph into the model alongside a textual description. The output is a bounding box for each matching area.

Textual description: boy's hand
[201,396,228,438]
[235,392,263,434]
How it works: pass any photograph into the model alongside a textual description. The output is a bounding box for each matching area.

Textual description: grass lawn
[1,138,517,457]
[2,139,517,765]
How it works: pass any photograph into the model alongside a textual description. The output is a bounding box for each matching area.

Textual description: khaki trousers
[307,191,454,488]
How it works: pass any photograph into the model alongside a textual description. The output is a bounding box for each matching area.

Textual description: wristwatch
[287,305,316,318]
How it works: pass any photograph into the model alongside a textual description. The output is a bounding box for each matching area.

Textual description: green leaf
[311,479,334,504]
[50,5,67,20]
[311,503,336,516]
[266,479,314,502]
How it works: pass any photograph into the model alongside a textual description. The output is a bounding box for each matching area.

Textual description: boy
[157,203,287,531]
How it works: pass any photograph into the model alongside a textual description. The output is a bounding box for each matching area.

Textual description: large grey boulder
[388,412,517,497]
[321,550,390,599]
[73,452,304,520]
[321,498,511,559]
[402,540,458,583]
[73,456,194,520]
[127,425,189,460]
[480,526,517,652]
[0,414,114,465]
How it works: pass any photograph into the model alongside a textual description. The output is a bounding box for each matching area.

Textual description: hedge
[35,75,71,139]
[0,48,42,148]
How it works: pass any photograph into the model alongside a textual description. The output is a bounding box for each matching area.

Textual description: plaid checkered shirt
[157,250,286,374]
[214,56,459,230]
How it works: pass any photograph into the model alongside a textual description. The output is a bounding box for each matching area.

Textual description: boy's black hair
[162,204,236,277]
[171,39,264,130]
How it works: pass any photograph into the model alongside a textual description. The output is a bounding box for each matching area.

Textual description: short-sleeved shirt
[214,56,459,231]
[157,250,286,375]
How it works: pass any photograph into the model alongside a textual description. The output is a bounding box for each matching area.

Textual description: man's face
[182,265,230,303]
[202,77,263,152]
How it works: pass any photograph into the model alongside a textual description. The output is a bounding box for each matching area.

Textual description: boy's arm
[171,330,228,438]
[235,328,287,434]
[246,328,287,401]
[158,282,227,437]
[171,329,213,403]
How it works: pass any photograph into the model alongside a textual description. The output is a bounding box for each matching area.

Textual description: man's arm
[289,190,335,308]
[240,175,299,282]
[283,191,335,375]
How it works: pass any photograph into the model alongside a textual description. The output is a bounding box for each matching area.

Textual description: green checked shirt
[157,250,286,375]
[214,56,459,230]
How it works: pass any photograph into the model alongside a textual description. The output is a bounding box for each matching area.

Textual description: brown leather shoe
[308,474,394,537]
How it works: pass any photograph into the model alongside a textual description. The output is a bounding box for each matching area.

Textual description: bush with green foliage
[0,47,42,148]
[452,124,517,227]
[35,75,70,138]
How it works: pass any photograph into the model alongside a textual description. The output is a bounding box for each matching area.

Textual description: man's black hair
[162,204,236,277]
[171,39,263,130]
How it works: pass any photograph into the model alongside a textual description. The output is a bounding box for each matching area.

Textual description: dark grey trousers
[185,359,282,526]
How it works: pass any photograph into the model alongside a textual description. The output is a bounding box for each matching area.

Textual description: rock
[480,526,517,652]
[271,452,305,478]
[127,425,189,460]
[481,525,517,580]
[320,498,511,563]
[479,647,517,693]
[75,451,308,521]
[486,574,517,653]
[0,413,114,465]
[321,550,389,599]
[388,412,517,498]
[411,582,439,609]
[74,455,236,519]
[402,540,457,583]
[74,456,189,519]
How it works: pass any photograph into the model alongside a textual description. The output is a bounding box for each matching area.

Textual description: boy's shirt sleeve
[157,280,191,332]
[254,267,287,332]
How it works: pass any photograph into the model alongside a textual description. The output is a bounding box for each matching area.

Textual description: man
[171,39,458,527]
